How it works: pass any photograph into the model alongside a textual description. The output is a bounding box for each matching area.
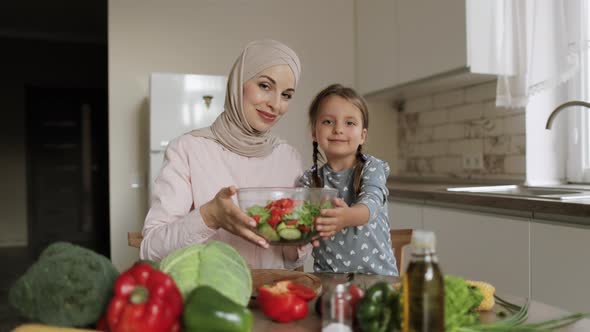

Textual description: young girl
[299,84,398,276]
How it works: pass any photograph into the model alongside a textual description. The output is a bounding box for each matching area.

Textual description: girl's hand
[200,186,269,248]
[315,198,349,238]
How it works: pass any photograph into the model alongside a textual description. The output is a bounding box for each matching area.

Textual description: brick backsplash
[397,80,526,180]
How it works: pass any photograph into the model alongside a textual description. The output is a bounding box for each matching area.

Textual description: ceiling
[0,0,106,43]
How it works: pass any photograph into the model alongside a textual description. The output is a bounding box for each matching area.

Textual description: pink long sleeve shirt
[140,134,311,269]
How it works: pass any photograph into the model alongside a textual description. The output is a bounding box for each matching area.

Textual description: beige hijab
[190,39,301,157]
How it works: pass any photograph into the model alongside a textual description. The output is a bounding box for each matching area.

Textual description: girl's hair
[308,83,369,196]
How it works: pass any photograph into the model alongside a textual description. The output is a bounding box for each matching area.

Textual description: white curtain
[566,0,590,182]
[495,0,586,109]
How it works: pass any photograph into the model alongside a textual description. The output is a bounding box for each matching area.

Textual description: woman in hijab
[140,40,309,270]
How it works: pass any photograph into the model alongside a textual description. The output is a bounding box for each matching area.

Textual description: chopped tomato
[348,283,365,309]
[268,214,282,228]
[277,198,294,209]
[285,219,298,226]
[298,225,310,233]
[252,215,261,224]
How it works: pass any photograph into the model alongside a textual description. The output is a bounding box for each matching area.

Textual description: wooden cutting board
[251,269,323,296]
[12,324,98,332]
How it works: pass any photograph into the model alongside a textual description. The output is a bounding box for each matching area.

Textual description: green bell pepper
[183,286,253,332]
[356,281,400,332]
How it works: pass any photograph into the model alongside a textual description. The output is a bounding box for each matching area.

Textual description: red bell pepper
[106,263,183,332]
[286,282,317,301]
[257,280,316,323]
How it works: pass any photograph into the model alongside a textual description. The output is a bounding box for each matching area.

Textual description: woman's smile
[257,109,277,123]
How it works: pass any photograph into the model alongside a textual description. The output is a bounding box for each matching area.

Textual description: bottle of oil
[403,230,445,332]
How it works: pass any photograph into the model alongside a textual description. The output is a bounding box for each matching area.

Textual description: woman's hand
[200,186,269,248]
[315,198,349,238]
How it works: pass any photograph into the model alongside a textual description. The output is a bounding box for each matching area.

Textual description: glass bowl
[237,187,338,245]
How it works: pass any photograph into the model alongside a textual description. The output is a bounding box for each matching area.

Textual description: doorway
[0,1,108,329]
[25,87,110,257]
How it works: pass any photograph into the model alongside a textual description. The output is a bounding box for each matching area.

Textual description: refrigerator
[149,73,227,197]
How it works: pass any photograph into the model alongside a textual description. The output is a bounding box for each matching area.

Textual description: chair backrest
[390,229,413,275]
[128,232,143,248]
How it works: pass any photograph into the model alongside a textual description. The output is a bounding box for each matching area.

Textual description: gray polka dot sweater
[299,155,398,276]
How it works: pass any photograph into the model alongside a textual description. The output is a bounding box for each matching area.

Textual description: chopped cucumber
[276,222,296,233]
[278,228,302,240]
[258,223,280,242]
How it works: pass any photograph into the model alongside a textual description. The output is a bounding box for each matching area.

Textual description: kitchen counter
[252,273,590,331]
[387,179,590,221]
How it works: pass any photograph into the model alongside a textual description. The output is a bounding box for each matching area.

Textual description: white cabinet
[388,197,590,308]
[388,199,423,230]
[356,0,500,95]
[531,220,590,313]
[397,0,466,84]
[422,205,530,299]
[355,0,399,95]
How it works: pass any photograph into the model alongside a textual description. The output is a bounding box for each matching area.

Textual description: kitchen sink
[446,185,590,200]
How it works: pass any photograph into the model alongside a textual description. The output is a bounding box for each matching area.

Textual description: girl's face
[243,64,295,132]
[314,95,367,162]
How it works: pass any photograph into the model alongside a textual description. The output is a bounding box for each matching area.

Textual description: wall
[109,0,355,270]
[364,100,398,175]
[396,81,526,180]
[0,38,106,247]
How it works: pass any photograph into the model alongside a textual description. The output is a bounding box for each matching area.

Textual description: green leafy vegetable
[445,275,485,331]
[398,275,589,332]
[245,205,270,224]
[159,241,252,306]
[454,297,589,331]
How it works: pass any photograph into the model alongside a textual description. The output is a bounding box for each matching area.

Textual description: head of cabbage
[160,241,252,306]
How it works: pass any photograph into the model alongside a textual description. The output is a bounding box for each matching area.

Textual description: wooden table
[252,273,590,332]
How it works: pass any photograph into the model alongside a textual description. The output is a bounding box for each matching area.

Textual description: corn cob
[466,280,495,311]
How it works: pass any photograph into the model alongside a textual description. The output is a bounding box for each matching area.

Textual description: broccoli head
[8,242,119,327]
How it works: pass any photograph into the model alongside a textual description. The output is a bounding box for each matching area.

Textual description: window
[566,2,590,183]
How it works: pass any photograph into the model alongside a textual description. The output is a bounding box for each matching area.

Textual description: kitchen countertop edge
[387,179,590,225]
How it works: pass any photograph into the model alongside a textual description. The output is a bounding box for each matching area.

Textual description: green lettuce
[245,205,271,224]
[444,275,483,331]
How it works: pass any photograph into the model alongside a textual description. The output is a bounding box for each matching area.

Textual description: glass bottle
[403,230,445,332]
[322,282,353,332]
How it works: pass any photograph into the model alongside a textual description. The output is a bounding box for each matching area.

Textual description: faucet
[546,100,590,129]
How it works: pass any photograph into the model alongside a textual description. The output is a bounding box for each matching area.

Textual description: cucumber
[278,228,302,240]
[258,223,280,241]
[276,222,296,233]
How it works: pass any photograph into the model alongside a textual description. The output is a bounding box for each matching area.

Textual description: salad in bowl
[237,187,338,245]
